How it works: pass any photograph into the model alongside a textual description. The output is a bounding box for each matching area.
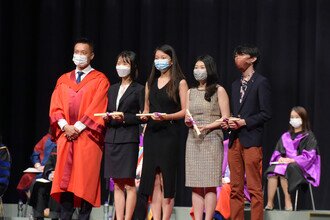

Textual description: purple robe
[266,131,320,190]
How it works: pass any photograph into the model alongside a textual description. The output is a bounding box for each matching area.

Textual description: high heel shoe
[284,207,293,211]
[264,205,274,211]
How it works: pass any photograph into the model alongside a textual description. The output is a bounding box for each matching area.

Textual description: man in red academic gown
[49,38,110,220]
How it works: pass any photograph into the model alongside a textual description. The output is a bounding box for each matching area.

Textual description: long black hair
[194,54,219,102]
[148,44,185,103]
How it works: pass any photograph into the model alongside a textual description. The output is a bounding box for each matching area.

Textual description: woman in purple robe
[265,106,320,211]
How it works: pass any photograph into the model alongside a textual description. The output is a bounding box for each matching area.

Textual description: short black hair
[74,37,94,52]
[116,51,138,80]
[234,45,260,67]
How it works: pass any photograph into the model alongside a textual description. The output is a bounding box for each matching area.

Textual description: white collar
[75,65,94,75]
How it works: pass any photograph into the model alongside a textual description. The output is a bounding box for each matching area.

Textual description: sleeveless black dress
[139,79,181,198]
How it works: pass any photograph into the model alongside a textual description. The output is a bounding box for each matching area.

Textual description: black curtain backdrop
[1,0,330,209]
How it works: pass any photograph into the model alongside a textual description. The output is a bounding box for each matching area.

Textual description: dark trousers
[228,139,263,220]
[30,182,60,219]
[60,192,92,220]
[30,182,51,218]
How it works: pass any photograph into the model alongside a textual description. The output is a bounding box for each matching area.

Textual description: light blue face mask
[154,59,170,71]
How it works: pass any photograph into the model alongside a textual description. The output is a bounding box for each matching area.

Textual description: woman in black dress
[104,51,144,220]
[139,45,188,220]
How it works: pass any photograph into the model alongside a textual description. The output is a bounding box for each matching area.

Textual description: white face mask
[72,54,88,66]
[289,118,302,128]
[116,65,131,77]
[193,69,207,81]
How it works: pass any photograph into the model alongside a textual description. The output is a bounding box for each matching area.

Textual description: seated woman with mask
[265,106,320,211]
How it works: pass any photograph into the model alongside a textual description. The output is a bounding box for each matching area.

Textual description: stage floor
[2,204,330,220]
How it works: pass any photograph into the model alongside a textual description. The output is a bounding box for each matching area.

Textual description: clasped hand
[278,157,295,164]
[220,117,245,130]
[64,125,80,141]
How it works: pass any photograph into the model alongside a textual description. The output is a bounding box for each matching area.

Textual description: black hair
[194,55,219,102]
[116,51,138,80]
[234,45,260,67]
[74,37,94,52]
[148,44,185,103]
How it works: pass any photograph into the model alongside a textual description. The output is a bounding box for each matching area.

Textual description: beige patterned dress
[185,88,224,187]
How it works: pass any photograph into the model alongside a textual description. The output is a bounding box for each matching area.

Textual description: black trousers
[29,182,60,219]
[60,192,92,220]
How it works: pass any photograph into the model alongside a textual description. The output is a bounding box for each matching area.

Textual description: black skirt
[104,142,139,179]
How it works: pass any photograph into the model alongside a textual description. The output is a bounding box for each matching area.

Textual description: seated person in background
[17,132,56,202]
[0,134,11,199]
[29,146,60,220]
[265,106,321,211]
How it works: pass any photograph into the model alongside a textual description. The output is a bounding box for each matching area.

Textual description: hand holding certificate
[186,109,202,137]
[270,157,295,165]
[95,112,124,122]
[94,112,124,117]
[270,161,289,165]
[136,113,167,117]
[215,117,240,122]
[136,112,167,121]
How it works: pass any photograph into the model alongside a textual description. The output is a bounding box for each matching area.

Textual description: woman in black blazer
[104,51,144,220]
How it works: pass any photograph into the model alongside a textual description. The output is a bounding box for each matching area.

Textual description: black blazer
[104,82,144,144]
[43,147,57,179]
[229,73,272,148]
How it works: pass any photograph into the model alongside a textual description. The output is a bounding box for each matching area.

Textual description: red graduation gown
[49,70,109,207]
